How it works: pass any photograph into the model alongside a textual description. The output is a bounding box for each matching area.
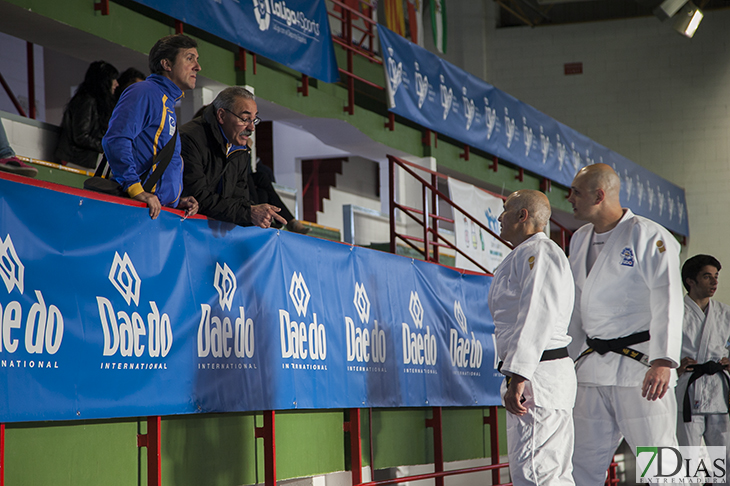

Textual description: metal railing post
[344,409,363,486]
[389,157,396,255]
[137,416,162,486]
[483,406,501,485]
[422,185,430,262]
[26,42,35,119]
[255,411,277,486]
[431,173,439,264]
[425,407,444,486]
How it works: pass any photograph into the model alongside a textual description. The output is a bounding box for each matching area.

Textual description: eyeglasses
[224,108,261,126]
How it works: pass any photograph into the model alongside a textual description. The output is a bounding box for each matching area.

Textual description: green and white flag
[430,0,446,54]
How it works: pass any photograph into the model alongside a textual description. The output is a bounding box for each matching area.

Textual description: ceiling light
[673,2,703,38]
[653,0,689,21]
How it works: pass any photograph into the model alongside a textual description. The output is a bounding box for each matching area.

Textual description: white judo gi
[676,294,730,462]
[568,209,683,485]
[488,232,577,486]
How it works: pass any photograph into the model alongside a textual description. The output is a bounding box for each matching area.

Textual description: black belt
[498,346,570,380]
[683,361,730,423]
[576,331,650,367]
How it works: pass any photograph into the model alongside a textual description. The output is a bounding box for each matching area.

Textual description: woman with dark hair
[55,60,119,169]
[114,67,146,103]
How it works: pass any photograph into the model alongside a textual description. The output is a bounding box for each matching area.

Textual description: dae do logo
[0,234,64,361]
[279,272,327,361]
[96,252,172,358]
[197,262,255,360]
[449,300,482,370]
[345,282,386,364]
[401,291,436,366]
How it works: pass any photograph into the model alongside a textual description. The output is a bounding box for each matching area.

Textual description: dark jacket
[180,104,254,226]
[55,93,107,169]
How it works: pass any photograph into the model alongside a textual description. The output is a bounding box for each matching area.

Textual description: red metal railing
[387,154,573,274]
[350,406,511,486]
[328,0,383,115]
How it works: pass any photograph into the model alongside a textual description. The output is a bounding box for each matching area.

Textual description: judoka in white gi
[676,254,730,465]
[488,190,577,486]
[566,164,683,485]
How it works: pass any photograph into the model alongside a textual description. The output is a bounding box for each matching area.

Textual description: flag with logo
[430,0,446,53]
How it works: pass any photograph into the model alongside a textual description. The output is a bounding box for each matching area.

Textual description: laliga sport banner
[447,178,511,274]
[132,0,339,83]
[0,177,501,422]
[378,25,689,237]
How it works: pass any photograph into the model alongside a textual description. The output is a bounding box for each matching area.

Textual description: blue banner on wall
[133,0,339,83]
[378,25,689,237]
[0,178,500,422]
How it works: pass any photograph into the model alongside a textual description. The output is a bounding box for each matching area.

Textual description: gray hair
[212,86,255,111]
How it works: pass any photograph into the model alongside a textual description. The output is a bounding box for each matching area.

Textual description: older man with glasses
[181,86,300,230]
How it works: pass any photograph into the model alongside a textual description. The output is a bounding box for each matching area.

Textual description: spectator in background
[114,67,145,103]
[187,99,309,233]
[102,34,199,220]
[55,60,119,170]
[0,121,37,177]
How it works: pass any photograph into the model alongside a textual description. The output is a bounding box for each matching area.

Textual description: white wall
[444,3,730,300]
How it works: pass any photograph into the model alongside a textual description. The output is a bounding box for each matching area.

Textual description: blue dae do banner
[132,0,339,83]
[378,25,689,237]
[0,177,501,422]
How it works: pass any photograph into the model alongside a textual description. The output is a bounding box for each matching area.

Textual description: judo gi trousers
[572,385,678,485]
[506,387,575,485]
[677,413,730,472]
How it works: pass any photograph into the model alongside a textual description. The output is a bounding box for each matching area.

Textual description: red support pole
[235,48,247,71]
[252,53,257,75]
[459,144,470,161]
[1,423,5,486]
[483,406,501,485]
[515,167,524,183]
[389,157,396,255]
[422,185,430,262]
[343,8,355,115]
[425,408,444,486]
[421,129,432,147]
[175,20,183,34]
[255,411,277,486]
[93,0,109,15]
[344,409,363,485]
[431,173,439,264]
[26,42,35,119]
[297,74,309,97]
[136,416,162,486]
[385,112,395,131]
[489,155,498,172]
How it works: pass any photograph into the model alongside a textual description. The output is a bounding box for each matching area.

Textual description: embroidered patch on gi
[620,247,634,267]
[656,240,666,253]
[528,256,535,270]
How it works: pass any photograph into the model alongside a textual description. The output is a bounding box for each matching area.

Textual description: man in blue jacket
[102,34,199,219]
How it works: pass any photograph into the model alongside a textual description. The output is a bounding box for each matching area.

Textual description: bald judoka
[566,164,682,485]
[488,190,577,486]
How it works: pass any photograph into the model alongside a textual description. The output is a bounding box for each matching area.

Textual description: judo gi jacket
[488,232,576,410]
[568,209,683,387]
[677,294,730,415]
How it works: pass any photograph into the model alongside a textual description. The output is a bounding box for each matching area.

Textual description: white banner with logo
[448,178,511,274]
